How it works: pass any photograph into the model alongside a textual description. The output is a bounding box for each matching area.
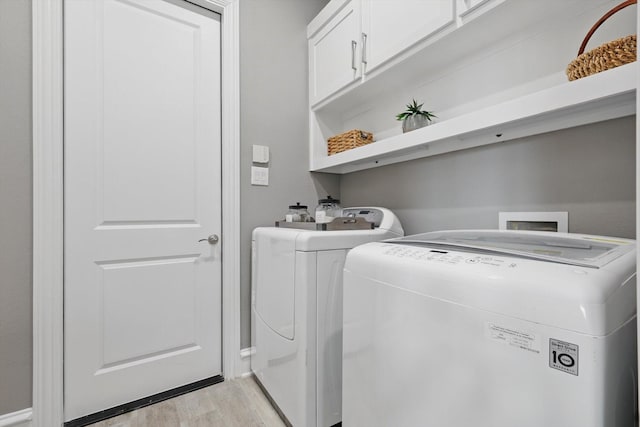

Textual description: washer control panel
[382,245,518,269]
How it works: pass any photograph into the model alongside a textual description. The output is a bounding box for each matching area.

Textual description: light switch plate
[252,145,269,163]
[251,166,269,186]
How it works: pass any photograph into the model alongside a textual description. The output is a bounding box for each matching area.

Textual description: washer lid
[391,230,635,269]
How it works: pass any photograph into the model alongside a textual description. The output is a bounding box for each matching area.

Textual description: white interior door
[64,0,222,421]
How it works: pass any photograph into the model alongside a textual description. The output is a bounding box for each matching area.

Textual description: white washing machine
[251,208,403,427]
[342,230,637,427]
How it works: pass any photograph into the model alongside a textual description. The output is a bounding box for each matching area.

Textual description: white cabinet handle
[351,40,357,71]
[362,32,368,64]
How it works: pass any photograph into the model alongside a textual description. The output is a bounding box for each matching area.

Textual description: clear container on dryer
[315,196,342,224]
[285,202,312,222]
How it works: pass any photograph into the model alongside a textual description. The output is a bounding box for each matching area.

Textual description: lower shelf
[310,62,637,174]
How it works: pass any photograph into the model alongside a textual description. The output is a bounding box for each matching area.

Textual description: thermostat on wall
[498,212,568,232]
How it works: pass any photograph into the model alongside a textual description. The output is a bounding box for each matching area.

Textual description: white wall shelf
[310,62,637,174]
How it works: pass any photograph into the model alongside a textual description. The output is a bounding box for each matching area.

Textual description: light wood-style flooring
[87,376,287,427]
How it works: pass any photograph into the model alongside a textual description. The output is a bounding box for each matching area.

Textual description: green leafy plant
[395,99,436,122]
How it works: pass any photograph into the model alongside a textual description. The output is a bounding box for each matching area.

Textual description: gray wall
[341,116,636,239]
[239,0,335,348]
[0,0,33,415]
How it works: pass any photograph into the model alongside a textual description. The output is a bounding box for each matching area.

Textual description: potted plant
[396,99,436,133]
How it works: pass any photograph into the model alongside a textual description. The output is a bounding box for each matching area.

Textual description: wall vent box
[498,212,568,232]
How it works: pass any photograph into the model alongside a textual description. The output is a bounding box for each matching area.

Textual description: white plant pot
[402,115,430,133]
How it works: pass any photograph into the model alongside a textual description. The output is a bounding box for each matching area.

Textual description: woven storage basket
[327,129,374,155]
[566,0,637,81]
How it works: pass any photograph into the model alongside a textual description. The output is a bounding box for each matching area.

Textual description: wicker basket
[566,0,637,81]
[327,129,374,155]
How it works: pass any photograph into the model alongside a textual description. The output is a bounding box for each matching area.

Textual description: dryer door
[253,229,296,339]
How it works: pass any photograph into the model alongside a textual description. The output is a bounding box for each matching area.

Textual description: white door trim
[31,1,240,425]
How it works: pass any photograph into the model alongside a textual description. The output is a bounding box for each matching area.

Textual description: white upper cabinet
[362,0,454,74]
[308,0,362,106]
[308,0,456,105]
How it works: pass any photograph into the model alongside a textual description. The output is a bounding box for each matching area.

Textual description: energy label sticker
[486,323,541,354]
[549,338,579,376]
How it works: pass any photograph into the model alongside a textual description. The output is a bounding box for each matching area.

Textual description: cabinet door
[309,0,361,105]
[362,0,454,73]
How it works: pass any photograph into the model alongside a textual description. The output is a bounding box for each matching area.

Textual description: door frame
[32,1,240,425]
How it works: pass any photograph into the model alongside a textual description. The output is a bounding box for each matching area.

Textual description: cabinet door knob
[351,40,357,71]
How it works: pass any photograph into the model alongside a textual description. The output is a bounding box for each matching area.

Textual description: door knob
[198,234,219,244]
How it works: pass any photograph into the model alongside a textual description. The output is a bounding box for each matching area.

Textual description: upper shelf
[310,62,637,174]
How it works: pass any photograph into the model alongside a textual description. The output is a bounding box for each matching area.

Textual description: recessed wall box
[498,211,568,232]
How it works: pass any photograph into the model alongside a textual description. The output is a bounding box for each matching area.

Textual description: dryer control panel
[342,208,384,227]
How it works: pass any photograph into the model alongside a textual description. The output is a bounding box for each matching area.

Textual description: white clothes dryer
[342,230,637,427]
[251,208,403,427]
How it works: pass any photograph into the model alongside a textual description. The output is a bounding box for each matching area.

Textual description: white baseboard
[238,347,254,378]
[0,408,32,427]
